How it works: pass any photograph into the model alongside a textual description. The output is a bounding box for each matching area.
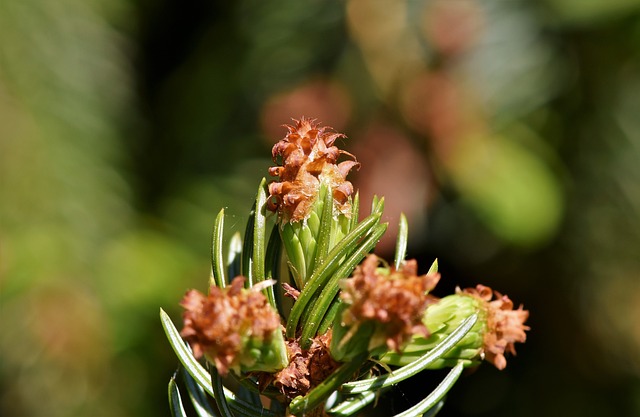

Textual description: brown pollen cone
[341,255,441,351]
[272,333,339,400]
[459,285,530,370]
[267,117,360,223]
[180,277,281,375]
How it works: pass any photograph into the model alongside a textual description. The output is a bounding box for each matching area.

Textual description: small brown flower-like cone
[460,285,530,370]
[271,333,340,401]
[267,117,359,223]
[180,277,288,375]
[331,255,440,361]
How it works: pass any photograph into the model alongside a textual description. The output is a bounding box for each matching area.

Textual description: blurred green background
[2,0,640,416]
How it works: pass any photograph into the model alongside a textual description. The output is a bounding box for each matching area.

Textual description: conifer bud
[267,117,359,286]
[382,284,529,370]
[180,277,288,375]
[330,255,440,361]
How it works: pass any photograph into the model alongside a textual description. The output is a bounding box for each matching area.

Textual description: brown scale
[458,284,530,370]
[179,277,281,375]
[340,255,441,352]
[267,117,360,223]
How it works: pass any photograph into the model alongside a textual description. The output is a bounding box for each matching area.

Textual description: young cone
[382,284,530,370]
[330,255,440,361]
[267,117,359,287]
[180,277,289,375]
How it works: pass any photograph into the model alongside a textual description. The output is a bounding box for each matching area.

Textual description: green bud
[238,327,289,373]
[381,293,486,368]
[279,185,350,287]
[381,285,529,371]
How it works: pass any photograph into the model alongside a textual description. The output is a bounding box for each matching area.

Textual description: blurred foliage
[1,0,640,416]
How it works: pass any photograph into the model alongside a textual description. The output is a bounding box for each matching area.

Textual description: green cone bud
[381,285,529,370]
[381,293,486,368]
[238,326,289,373]
[279,185,350,287]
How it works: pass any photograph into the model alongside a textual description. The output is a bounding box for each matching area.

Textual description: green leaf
[299,223,388,349]
[226,232,243,282]
[169,374,188,417]
[280,224,305,289]
[394,213,408,270]
[241,202,256,288]
[349,192,360,232]
[391,362,464,417]
[427,258,438,275]
[183,368,220,417]
[317,296,341,335]
[311,183,335,273]
[307,204,321,234]
[226,373,265,406]
[327,391,377,416]
[421,400,445,417]
[210,365,236,417]
[211,209,226,288]
[285,212,382,338]
[340,314,477,394]
[251,178,268,286]
[264,224,281,307]
[298,222,317,278]
[160,309,278,417]
[370,195,380,212]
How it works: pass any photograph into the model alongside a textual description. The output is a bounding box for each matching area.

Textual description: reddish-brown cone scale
[180,277,281,375]
[340,255,441,351]
[267,117,360,223]
[459,285,530,370]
